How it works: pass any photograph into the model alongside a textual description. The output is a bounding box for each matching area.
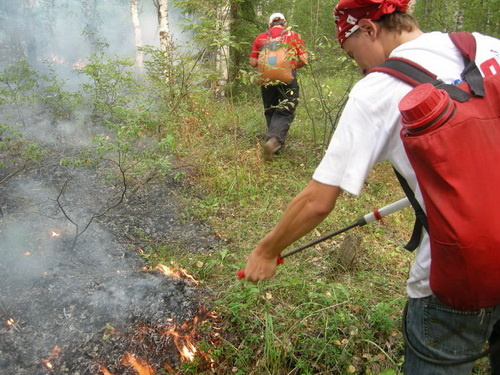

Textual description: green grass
[149,74,492,374]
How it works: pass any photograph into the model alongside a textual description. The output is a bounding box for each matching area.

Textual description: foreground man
[241,0,500,373]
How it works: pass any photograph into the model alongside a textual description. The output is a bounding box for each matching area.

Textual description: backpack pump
[371,32,500,312]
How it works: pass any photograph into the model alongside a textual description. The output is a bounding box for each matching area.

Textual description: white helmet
[268,13,286,24]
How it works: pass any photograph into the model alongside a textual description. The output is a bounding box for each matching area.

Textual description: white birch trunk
[130,0,144,72]
[157,0,170,53]
[215,1,231,97]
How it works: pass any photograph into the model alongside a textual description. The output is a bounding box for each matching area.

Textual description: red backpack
[371,32,500,311]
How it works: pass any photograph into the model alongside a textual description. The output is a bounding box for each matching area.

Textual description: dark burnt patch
[0,148,222,374]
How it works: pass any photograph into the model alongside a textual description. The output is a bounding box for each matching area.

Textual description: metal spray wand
[237,198,410,279]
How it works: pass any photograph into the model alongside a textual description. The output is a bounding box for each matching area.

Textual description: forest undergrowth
[0,40,493,374]
[160,76,491,374]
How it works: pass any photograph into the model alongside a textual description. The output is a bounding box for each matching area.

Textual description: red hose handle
[237,254,284,279]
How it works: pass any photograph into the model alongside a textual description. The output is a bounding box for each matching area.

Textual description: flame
[6,318,15,326]
[163,311,217,363]
[97,308,220,373]
[162,308,221,366]
[24,252,31,256]
[72,60,86,69]
[50,55,65,64]
[164,322,198,362]
[48,55,86,70]
[98,365,114,375]
[155,264,198,285]
[41,346,61,371]
[180,341,197,361]
[51,231,60,237]
[121,352,155,375]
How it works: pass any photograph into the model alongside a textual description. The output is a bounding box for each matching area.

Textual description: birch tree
[130,0,144,72]
[155,0,171,54]
[214,1,231,97]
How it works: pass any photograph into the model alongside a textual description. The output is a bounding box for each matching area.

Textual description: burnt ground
[0,146,222,374]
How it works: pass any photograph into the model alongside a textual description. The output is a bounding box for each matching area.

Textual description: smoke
[0,0,189,69]
[0,4,213,373]
[0,163,204,373]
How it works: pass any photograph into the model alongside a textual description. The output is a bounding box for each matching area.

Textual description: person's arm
[249,33,262,69]
[242,180,341,282]
[290,34,308,69]
[249,56,258,68]
[296,52,308,69]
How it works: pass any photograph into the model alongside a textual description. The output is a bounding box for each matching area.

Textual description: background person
[249,12,308,161]
[242,0,500,373]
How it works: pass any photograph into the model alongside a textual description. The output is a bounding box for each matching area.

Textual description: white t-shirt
[312,31,500,298]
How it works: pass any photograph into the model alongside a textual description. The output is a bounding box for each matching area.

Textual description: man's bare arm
[243,180,341,282]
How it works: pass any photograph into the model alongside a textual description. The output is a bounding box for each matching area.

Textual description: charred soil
[0,148,222,374]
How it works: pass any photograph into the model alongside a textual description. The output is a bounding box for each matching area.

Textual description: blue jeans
[403,295,500,374]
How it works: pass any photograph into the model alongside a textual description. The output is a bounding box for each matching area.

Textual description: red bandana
[334,0,411,45]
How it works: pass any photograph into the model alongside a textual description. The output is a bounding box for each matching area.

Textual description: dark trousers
[261,78,299,144]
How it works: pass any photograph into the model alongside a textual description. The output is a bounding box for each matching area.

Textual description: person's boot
[263,137,281,161]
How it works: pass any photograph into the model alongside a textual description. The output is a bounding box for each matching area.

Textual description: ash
[0,149,221,374]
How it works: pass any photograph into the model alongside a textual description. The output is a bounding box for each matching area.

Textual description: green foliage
[78,52,138,124]
[141,44,209,118]
[36,65,82,120]
[369,301,402,333]
[0,123,44,173]
[0,60,38,103]
[413,0,499,37]
[0,60,84,124]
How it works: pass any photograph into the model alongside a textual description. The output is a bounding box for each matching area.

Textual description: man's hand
[242,249,279,282]
[240,181,341,282]
[249,57,258,68]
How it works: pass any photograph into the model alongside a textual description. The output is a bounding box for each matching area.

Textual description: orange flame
[48,56,86,70]
[155,264,198,285]
[163,317,201,363]
[121,352,155,375]
[6,318,15,326]
[98,365,114,375]
[50,55,65,64]
[73,60,86,69]
[41,346,61,371]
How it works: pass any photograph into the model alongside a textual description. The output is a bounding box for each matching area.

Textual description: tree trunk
[214,0,231,97]
[130,0,144,72]
[157,0,170,53]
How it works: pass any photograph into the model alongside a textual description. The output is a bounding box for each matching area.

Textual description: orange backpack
[258,30,294,84]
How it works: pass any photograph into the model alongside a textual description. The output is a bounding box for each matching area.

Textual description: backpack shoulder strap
[449,32,485,97]
[393,168,428,251]
[370,58,472,102]
[259,31,273,51]
[449,32,477,61]
[371,58,440,87]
